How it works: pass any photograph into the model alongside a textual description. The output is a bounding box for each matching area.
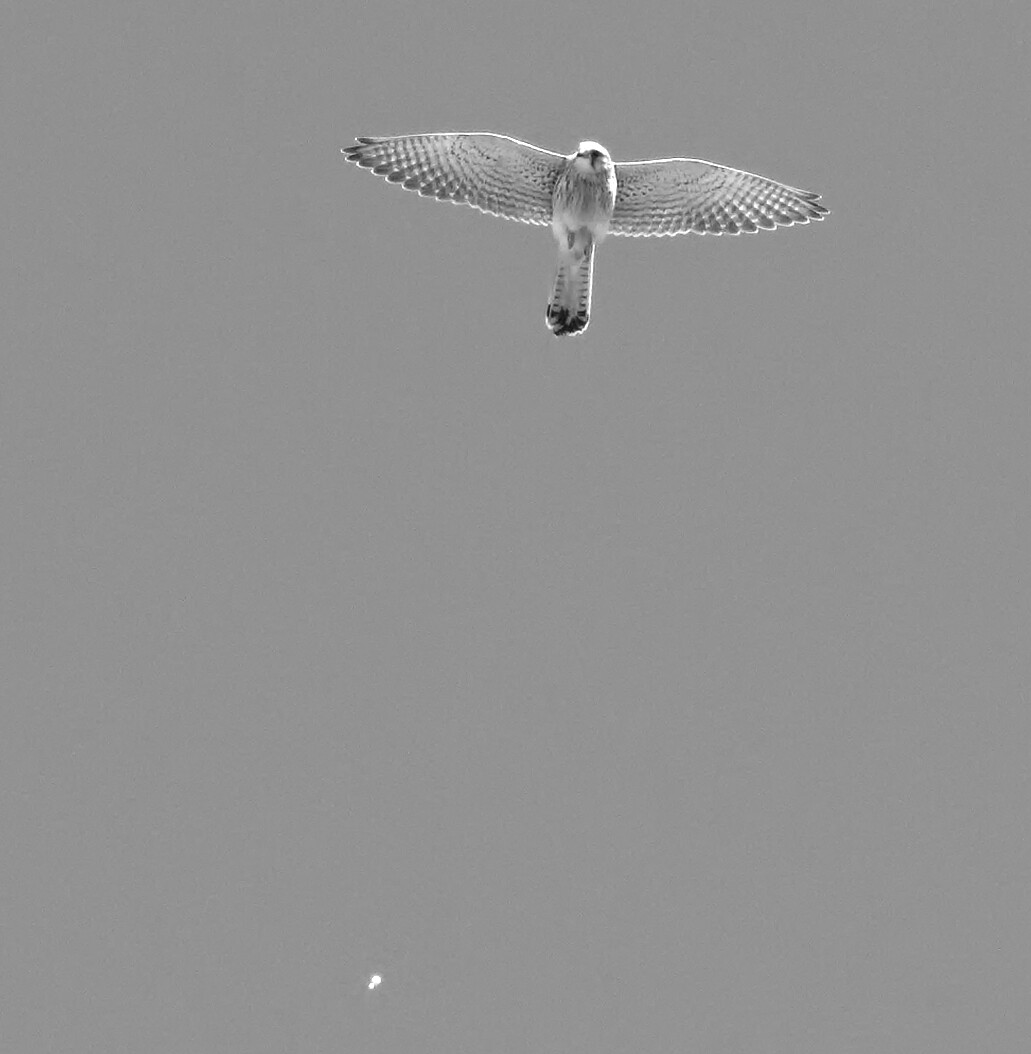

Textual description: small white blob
[367,974,382,991]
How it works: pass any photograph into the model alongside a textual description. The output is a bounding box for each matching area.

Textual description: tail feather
[546,243,595,337]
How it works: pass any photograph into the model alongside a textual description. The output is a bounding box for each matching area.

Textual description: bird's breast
[551,165,617,243]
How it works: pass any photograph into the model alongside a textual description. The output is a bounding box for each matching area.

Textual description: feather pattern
[546,243,595,336]
[342,133,565,226]
[610,157,828,237]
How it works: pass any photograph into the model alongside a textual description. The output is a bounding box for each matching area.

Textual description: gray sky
[4,0,1030,1051]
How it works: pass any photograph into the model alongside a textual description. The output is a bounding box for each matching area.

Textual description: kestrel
[342,133,828,336]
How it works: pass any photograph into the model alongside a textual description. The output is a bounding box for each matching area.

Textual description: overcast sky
[4,0,1031,1051]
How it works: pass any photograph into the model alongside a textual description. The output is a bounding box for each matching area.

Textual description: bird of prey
[342,133,828,337]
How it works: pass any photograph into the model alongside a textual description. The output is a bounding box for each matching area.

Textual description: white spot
[367,974,382,991]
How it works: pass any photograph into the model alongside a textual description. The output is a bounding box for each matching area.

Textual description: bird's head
[574,141,611,174]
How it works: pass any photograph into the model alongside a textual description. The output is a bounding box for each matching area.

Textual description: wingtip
[341,140,371,163]
[798,189,830,217]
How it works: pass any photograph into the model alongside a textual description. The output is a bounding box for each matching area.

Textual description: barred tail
[546,242,595,337]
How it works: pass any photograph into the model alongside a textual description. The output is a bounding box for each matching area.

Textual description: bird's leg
[567,227,591,261]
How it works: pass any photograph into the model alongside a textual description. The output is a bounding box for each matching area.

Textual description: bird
[341,133,828,337]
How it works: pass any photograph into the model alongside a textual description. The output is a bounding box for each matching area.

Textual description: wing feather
[342,133,565,226]
[610,157,828,237]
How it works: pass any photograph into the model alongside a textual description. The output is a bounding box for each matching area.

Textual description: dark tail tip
[546,305,589,337]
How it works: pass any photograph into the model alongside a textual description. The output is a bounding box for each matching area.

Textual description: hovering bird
[342,133,828,337]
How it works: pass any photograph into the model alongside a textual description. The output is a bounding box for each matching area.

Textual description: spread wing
[610,157,828,236]
[342,133,566,226]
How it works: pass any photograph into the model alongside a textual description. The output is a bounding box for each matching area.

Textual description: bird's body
[546,142,617,334]
[342,133,828,336]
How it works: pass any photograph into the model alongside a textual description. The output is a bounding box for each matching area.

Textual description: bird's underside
[342,132,828,336]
